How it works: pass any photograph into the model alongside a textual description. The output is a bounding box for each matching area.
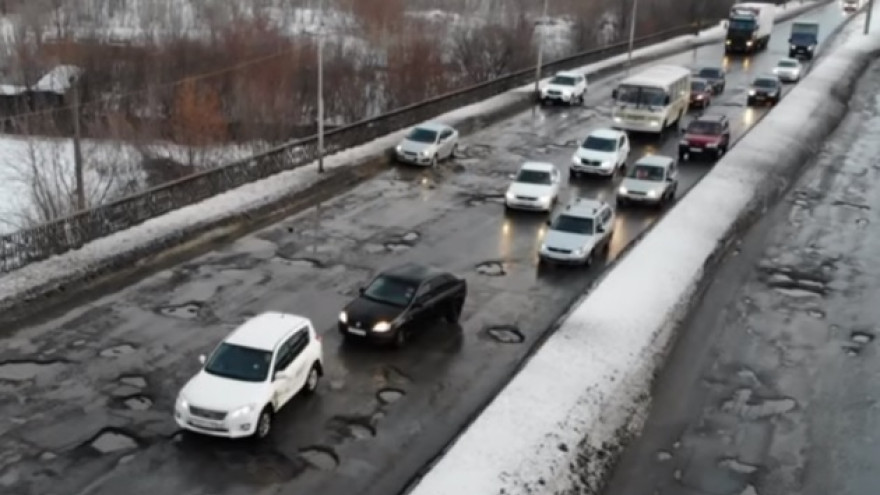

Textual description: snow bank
[0,0,826,312]
[407,12,880,495]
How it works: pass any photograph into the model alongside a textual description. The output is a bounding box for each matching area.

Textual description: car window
[551,214,594,234]
[583,136,616,152]
[406,127,438,143]
[698,68,721,78]
[204,343,272,382]
[601,209,612,224]
[440,129,452,139]
[690,80,706,91]
[687,120,722,135]
[550,75,577,85]
[363,276,418,307]
[627,164,665,181]
[618,137,625,148]
[754,78,777,88]
[778,60,798,68]
[516,169,552,185]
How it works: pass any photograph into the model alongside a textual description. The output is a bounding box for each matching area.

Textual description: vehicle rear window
[551,214,594,234]
[550,75,576,86]
[582,136,616,152]
[690,80,706,91]
[698,68,721,78]
[627,164,665,181]
[406,127,438,143]
[516,169,552,185]
[687,121,722,135]
[754,78,777,88]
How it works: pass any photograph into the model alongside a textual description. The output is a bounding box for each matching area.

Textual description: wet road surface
[602,36,880,495]
[0,4,848,495]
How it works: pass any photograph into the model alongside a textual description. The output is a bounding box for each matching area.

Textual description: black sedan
[746,75,782,106]
[338,263,468,347]
[695,66,726,94]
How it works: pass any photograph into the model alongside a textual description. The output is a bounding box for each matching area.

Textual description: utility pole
[316,0,325,174]
[866,0,874,35]
[72,79,85,211]
[626,0,639,76]
[533,0,549,94]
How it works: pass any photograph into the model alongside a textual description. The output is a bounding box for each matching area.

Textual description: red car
[678,114,731,160]
[689,78,713,109]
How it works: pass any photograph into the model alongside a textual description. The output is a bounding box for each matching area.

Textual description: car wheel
[430,155,438,168]
[679,151,687,161]
[303,364,320,394]
[254,407,272,440]
[450,144,458,159]
[746,98,754,106]
[445,299,463,323]
[584,250,594,267]
[393,329,407,348]
[569,169,576,180]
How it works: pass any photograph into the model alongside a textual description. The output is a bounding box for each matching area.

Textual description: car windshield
[582,136,617,152]
[516,169,552,185]
[204,343,273,383]
[628,164,665,181]
[691,81,706,91]
[362,276,417,307]
[754,78,777,88]
[615,84,667,106]
[729,19,756,31]
[778,60,798,68]
[550,75,576,86]
[698,68,721,78]
[406,127,438,143]
[687,121,722,135]
[551,214,595,235]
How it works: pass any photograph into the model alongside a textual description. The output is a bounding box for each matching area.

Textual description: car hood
[544,229,596,252]
[621,178,664,194]
[575,147,616,162]
[344,296,405,329]
[180,371,270,412]
[507,181,554,198]
[399,139,434,154]
[544,83,575,93]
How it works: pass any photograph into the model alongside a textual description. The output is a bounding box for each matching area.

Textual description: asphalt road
[0,4,849,495]
[602,52,880,495]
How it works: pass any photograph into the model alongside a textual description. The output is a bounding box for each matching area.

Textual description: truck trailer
[789,22,819,60]
[725,2,775,54]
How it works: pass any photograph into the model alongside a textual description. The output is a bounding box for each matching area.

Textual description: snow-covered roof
[32,65,83,94]
[0,84,27,96]
[620,64,691,88]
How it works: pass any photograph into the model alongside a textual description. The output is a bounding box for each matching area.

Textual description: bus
[611,65,691,135]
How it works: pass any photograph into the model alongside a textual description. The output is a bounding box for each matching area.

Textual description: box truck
[725,2,775,54]
[789,22,819,60]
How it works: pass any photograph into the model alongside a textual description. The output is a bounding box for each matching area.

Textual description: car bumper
[747,93,776,102]
[338,323,398,344]
[775,72,799,81]
[505,196,553,211]
[539,248,589,264]
[617,192,661,204]
[611,118,663,133]
[174,409,256,439]
[395,152,433,166]
[571,162,615,176]
[542,93,573,103]
[690,97,708,105]
[679,144,721,155]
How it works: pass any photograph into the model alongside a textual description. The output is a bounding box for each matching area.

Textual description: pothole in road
[763,269,828,297]
[832,199,871,210]
[377,388,406,404]
[457,143,493,159]
[856,218,870,229]
[382,231,421,252]
[720,389,797,420]
[0,360,67,382]
[475,260,507,276]
[484,325,525,344]
[100,344,136,358]
[327,416,376,440]
[384,242,411,252]
[299,446,339,471]
[843,345,862,357]
[851,331,875,345]
[806,308,826,319]
[157,301,203,320]
[465,194,505,207]
[719,458,759,474]
[87,428,140,454]
[123,395,153,411]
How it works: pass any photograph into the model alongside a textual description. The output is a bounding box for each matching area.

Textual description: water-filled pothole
[475,260,507,276]
[280,257,324,268]
[377,388,406,404]
[466,194,505,207]
[327,416,376,440]
[401,231,420,243]
[100,344,136,358]
[119,375,147,388]
[384,243,411,252]
[88,428,140,454]
[0,360,67,382]
[123,395,153,411]
[856,218,870,228]
[158,302,203,320]
[299,446,338,471]
[851,331,875,344]
[485,325,525,344]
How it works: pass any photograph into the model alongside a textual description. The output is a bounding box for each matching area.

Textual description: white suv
[571,128,630,178]
[504,162,561,212]
[540,71,588,105]
[175,312,324,440]
[539,198,615,266]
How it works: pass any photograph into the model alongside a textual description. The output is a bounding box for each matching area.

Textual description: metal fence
[0,22,701,273]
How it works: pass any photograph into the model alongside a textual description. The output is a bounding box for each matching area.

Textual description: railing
[0,22,702,273]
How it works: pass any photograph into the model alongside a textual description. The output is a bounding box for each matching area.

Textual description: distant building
[0,65,84,132]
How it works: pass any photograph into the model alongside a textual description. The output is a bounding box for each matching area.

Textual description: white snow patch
[32,65,83,94]
[407,5,879,495]
[0,0,825,307]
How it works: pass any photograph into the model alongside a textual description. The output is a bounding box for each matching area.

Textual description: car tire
[393,329,407,348]
[303,364,320,394]
[746,97,754,106]
[430,155,438,168]
[678,151,687,161]
[445,299,463,323]
[253,407,273,440]
[584,250,594,267]
[569,169,577,180]
[450,144,458,159]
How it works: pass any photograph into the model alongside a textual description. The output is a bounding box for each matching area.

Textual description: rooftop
[415,121,450,132]
[635,155,674,168]
[521,161,556,172]
[224,312,309,351]
[590,128,625,140]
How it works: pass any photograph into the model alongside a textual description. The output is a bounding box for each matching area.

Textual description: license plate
[348,328,367,336]
[191,418,220,429]
[690,147,702,153]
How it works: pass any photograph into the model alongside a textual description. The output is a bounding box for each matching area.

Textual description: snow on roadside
[406,6,879,495]
[0,0,825,307]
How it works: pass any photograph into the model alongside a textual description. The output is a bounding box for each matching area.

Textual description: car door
[666,163,678,193]
[271,337,296,409]
[409,279,439,326]
[550,168,561,197]
[599,208,613,244]
[439,129,453,157]
[722,119,731,146]
[619,135,630,163]
[284,329,311,400]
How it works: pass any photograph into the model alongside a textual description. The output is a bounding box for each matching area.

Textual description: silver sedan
[772,58,803,83]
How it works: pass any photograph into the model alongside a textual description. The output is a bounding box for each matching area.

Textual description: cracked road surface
[0,4,847,495]
[603,45,880,495]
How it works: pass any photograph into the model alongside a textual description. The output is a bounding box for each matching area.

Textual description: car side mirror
[274,370,286,381]
[198,354,206,365]
[596,226,605,233]
[611,88,618,99]
[358,287,365,295]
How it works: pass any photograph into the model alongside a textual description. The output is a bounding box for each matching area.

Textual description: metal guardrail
[0,22,703,273]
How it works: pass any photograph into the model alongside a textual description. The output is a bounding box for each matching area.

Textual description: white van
[611,65,691,134]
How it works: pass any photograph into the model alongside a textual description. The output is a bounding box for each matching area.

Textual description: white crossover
[175,312,324,440]
[504,161,561,212]
[539,71,588,105]
[772,58,803,82]
[617,154,678,207]
[395,122,459,167]
[539,198,615,266]
[571,128,631,178]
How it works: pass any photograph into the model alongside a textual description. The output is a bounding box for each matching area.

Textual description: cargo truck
[789,22,819,60]
[725,2,775,54]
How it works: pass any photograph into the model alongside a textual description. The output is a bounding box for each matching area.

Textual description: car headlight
[706,141,718,148]
[540,243,548,251]
[572,247,585,256]
[395,145,403,153]
[696,94,703,99]
[539,195,551,203]
[618,186,627,194]
[421,150,431,157]
[229,405,255,418]
[746,41,753,46]
[808,45,814,50]
[572,155,582,165]
[790,44,796,50]
[748,90,756,95]
[373,321,392,332]
[339,311,347,323]
[613,116,622,122]
[176,396,189,411]
[649,120,660,126]
[647,190,658,198]
[506,191,515,200]
[679,139,688,145]
[725,40,731,45]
